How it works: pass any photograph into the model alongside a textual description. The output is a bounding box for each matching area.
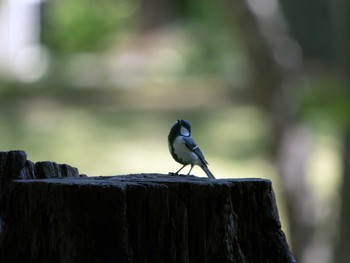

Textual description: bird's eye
[180,126,190,136]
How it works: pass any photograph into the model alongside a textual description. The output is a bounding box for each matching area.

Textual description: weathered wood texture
[0,151,295,263]
[0,151,83,235]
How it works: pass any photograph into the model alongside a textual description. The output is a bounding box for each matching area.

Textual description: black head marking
[178,119,191,133]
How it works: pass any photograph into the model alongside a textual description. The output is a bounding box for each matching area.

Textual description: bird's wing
[183,136,208,165]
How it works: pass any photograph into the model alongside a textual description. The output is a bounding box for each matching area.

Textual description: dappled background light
[0,0,349,263]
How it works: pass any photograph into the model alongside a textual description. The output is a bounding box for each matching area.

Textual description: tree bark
[0,150,84,234]
[0,151,295,263]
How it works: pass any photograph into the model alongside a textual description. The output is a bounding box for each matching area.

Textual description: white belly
[173,136,201,165]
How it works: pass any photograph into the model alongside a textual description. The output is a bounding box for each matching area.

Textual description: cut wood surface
[0,151,295,263]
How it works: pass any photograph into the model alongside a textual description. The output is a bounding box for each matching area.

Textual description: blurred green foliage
[42,0,136,53]
[184,0,244,75]
[298,75,350,128]
[41,0,246,83]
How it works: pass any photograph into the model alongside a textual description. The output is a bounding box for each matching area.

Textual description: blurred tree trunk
[138,0,172,31]
[221,0,317,262]
[334,0,350,262]
[138,0,189,32]
[335,131,350,263]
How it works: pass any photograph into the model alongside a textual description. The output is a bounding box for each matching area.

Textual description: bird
[168,119,215,179]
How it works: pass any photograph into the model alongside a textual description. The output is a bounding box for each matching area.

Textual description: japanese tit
[168,119,215,179]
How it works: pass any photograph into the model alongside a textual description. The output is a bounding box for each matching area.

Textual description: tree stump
[0,151,295,263]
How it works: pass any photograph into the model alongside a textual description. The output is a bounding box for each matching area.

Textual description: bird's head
[176,119,191,137]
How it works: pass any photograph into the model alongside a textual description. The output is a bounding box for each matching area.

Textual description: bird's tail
[201,165,216,179]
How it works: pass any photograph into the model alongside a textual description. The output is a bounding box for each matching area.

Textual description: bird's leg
[187,165,194,175]
[175,164,187,175]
